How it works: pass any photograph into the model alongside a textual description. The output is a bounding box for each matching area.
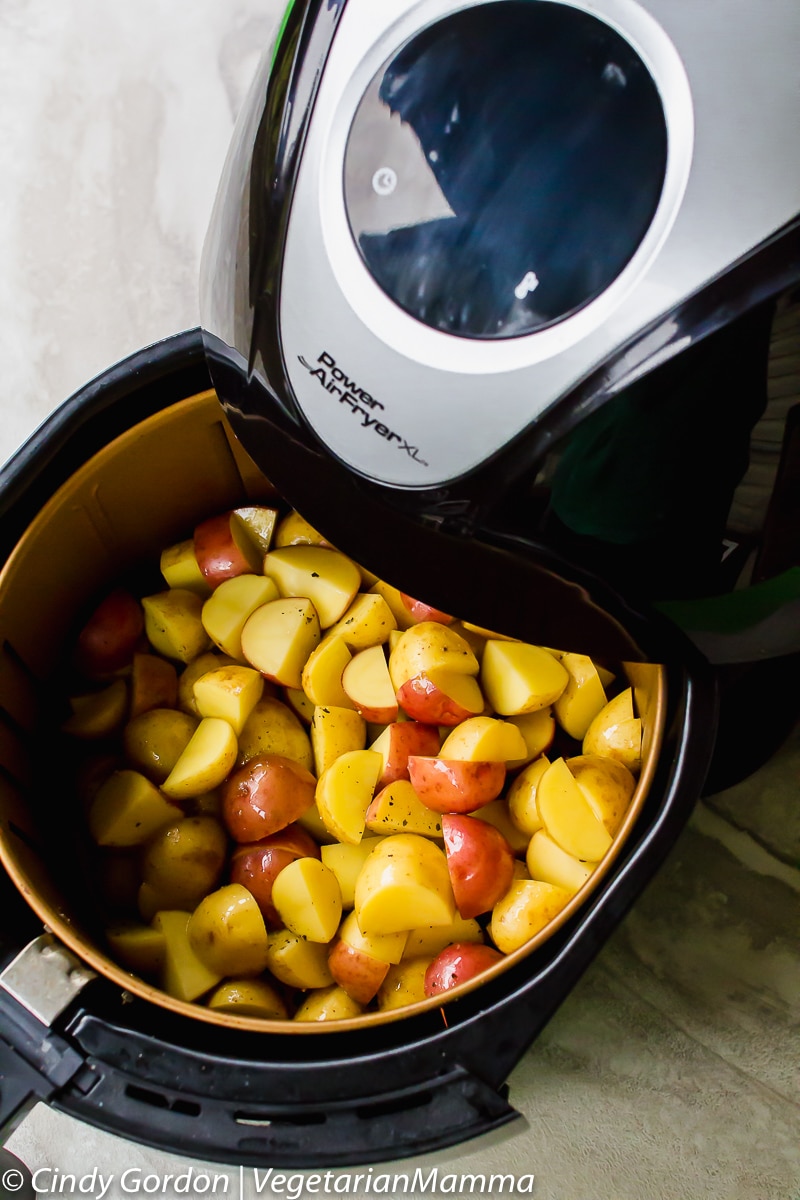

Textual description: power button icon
[372,167,398,196]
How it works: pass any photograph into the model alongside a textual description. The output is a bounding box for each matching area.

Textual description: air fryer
[0,0,797,1171]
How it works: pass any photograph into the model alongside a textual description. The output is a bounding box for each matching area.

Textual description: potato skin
[424,942,504,996]
[221,754,316,842]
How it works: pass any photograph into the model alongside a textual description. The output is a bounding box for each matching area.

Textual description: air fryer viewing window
[343,1,668,339]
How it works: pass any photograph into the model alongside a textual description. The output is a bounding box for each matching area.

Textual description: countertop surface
[1,4,798,1198]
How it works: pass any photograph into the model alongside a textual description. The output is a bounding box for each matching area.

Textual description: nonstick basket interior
[0,388,665,1034]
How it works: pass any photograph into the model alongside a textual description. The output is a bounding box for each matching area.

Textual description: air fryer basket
[0,332,715,1165]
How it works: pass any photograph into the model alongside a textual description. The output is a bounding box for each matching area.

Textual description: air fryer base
[0,332,715,1166]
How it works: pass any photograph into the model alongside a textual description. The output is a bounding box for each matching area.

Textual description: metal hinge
[1,934,96,1026]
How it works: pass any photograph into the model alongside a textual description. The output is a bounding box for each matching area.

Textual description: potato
[481,640,569,715]
[193,664,264,736]
[369,721,441,788]
[263,546,361,627]
[315,749,383,844]
[395,669,485,725]
[141,816,227,910]
[63,679,128,739]
[566,753,636,835]
[106,923,166,977]
[238,695,313,771]
[240,597,320,688]
[271,858,343,943]
[129,653,179,719]
[300,636,354,708]
[152,910,222,1002]
[526,830,596,893]
[336,910,408,965]
[265,928,334,989]
[402,915,484,959]
[207,979,287,1019]
[320,837,385,909]
[229,824,320,927]
[424,942,504,995]
[554,652,608,740]
[311,704,366,776]
[88,770,182,847]
[232,505,279,554]
[407,756,506,813]
[123,707,198,783]
[177,651,237,716]
[582,688,643,773]
[294,985,363,1022]
[354,834,455,935]
[187,884,270,976]
[365,780,443,839]
[160,539,210,596]
[161,717,239,800]
[342,645,398,724]
[377,958,433,1011]
[471,797,531,855]
[439,715,527,762]
[366,580,417,630]
[489,880,572,953]
[326,593,397,649]
[274,510,329,548]
[142,589,211,663]
[536,757,614,861]
[193,511,263,588]
[222,753,316,842]
[201,574,279,660]
[506,708,556,767]
[328,937,390,1005]
[75,588,144,677]
[389,622,479,690]
[442,813,515,919]
[506,755,550,835]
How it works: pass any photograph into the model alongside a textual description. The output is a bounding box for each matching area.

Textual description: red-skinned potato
[222,754,316,842]
[442,814,516,919]
[399,594,453,625]
[76,589,144,677]
[229,823,321,927]
[193,512,262,589]
[370,721,441,788]
[407,756,506,813]
[424,942,504,996]
[327,938,390,1005]
[396,670,484,726]
[129,653,178,719]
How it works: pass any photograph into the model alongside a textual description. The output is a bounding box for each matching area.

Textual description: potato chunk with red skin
[76,588,144,678]
[221,754,316,842]
[424,943,504,996]
[229,823,320,928]
[407,756,506,813]
[442,814,516,919]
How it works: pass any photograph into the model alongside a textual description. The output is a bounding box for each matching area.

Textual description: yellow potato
[481,640,569,715]
[553,653,608,740]
[438,715,527,762]
[201,574,279,660]
[177,652,236,716]
[152,910,222,1002]
[240,597,320,688]
[284,687,315,724]
[187,884,270,976]
[526,830,597,893]
[365,780,443,839]
[315,749,383,844]
[326,593,397,649]
[402,915,483,959]
[263,546,361,627]
[238,695,313,771]
[232,505,279,554]
[320,837,385,908]
[273,510,328,547]
[566,753,636,835]
[271,858,343,943]
[296,801,336,845]
[366,580,417,630]
[337,910,408,965]
[141,815,227,910]
[377,958,433,1011]
[506,708,556,767]
[506,755,550,835]
[471,798,530,855]
[265,928,334,989]
[106,923,166,977]
[63,679,128,739]
[355,835,455,935]
[207,979,288,1019]
[123,707,198,782]
[142,589,211,663]
[161,717,238,800]
[582,688,642,773]
[490,880,572,953]
[193,664,264,736]
[160,539,210,596]
[311,705,366,777]
[536,757,613,861]
[388,622,479,690]
[300,636,354,708]
[294,985,363,1022]
[88,770,182,846]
